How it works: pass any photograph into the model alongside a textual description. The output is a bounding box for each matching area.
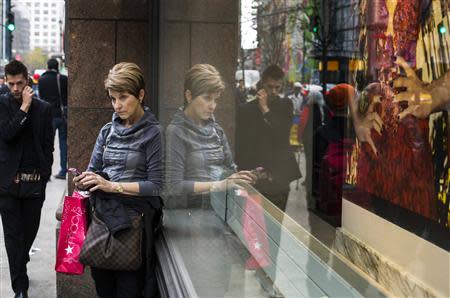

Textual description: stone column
[60,0,239,295]
[60,1,151,296]
[158,0,239,147]
[67,0,151,182]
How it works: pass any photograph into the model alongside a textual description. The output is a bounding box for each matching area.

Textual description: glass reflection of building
[63,0,449,297]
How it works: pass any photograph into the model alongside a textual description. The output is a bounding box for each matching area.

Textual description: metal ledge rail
[155,186,388,298]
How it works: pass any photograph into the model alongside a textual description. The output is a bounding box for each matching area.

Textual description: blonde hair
[184,64,225,105]
[104,62,145,98]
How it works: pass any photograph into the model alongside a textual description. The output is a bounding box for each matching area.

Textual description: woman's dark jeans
[91,266,145,298]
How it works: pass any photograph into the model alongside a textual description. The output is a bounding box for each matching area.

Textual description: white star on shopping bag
[254,242,262,250]
[65,245,74,255]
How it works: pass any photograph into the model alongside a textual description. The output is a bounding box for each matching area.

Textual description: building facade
[61,1,449,297]
[11,10,30,55]
[12,0,64,54]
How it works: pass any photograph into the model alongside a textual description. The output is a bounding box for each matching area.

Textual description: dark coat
[0,94,54,192]
[38,70,68,118]
[0,84,10,96]
[90,189,163,298]
[236,97,301,192]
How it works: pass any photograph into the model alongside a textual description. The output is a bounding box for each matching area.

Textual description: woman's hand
[210,171,257,192]
[72,173,86,190]
[228,170,257,185]
[73,171,114,193]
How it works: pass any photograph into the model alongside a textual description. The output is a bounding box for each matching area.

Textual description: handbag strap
[104,124,114,147]
[101,124,114,169]
[56,73,65,114]
[56,73,61,100]
[213,125,224,147]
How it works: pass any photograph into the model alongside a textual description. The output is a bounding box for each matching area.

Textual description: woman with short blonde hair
[183,64,225,107]
[104,62,146,99]
[74,62,162,297]
[166,63,256,203]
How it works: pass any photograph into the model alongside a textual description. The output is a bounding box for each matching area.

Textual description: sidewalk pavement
[0,136,66,298]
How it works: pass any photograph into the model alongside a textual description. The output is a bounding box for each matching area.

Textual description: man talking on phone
[236,65,301,296]
[236,65,301,211]
[0,60,54,298]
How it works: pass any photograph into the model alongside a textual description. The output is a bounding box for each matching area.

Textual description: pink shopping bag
[55,191,88,275]
[238,189,271,270]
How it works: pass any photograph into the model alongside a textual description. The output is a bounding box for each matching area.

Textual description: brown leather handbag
[79,212,143,271]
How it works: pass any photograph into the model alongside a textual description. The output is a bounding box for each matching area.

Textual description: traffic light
[310,15,319,34]
[6,12,15,32]
[438,23,447,35]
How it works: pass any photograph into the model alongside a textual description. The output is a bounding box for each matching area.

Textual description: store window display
[345,0,450,248]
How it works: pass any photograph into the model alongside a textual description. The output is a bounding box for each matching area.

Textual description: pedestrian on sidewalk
[298,90,326,210]
[288,81,305,115]
[0,60,54,298]
[38,58,68,179]
[0,73,10,95]
[74,62,163,297]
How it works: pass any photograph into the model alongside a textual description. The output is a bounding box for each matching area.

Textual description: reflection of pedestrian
[236,65,301,211]
[0,74,9,95]
[288,81,305,115]
[73,62,163,297]
[285,81,294,97]
[235,78,248,107]
[317,84,356,218]
[165,64,255,205]
[236,65,300,296]
[298,90,326,210]
[0,60,54,298]
[38,58,68,179]
[165,64,257,297]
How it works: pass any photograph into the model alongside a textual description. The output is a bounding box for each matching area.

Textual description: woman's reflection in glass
[164,64,258,297]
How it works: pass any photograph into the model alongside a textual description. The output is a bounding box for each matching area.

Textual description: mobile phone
[68,168,82,176]
[251,166,264,173]
[251,167,267,180]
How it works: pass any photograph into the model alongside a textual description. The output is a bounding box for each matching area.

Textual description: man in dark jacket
[0,73,10,95]
[38,58,67,179]
[0,60,54,298]
[236,65,301,211]
[236,65,300,297]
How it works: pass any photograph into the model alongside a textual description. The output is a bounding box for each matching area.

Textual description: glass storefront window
[160,0,450,297]
[162,183,385,297]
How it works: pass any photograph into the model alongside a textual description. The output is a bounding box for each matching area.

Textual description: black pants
[90,238,159,298]
[255,181,290,212]
[91,266,146,298]
[0,190,44,293]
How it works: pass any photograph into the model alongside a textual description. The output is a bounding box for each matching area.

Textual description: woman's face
[109,89,143,120]
[186,91,221,122]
